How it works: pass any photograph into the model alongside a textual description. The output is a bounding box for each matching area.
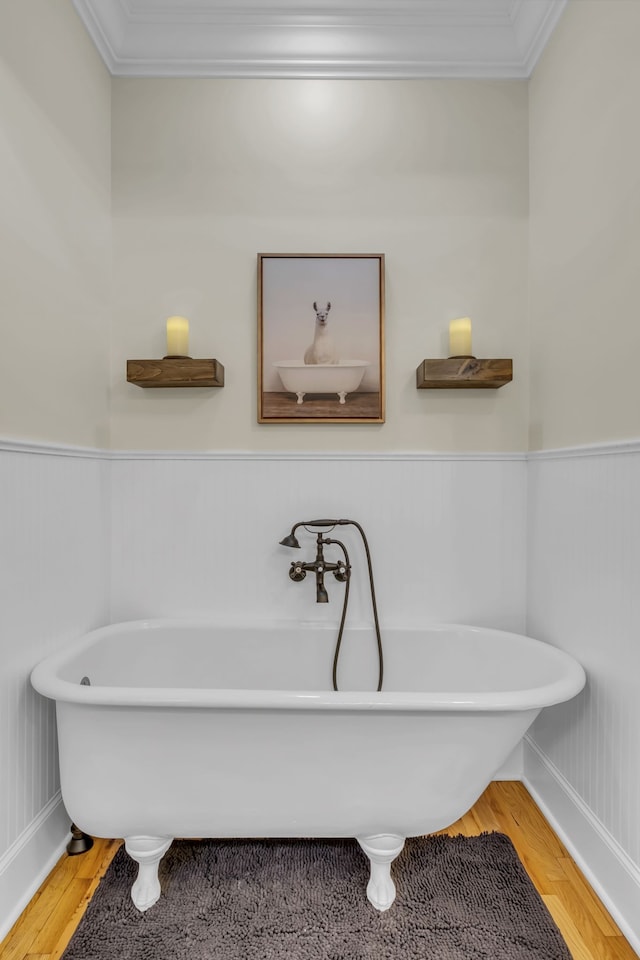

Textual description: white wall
[109,453,527,634]
[0,444,110,936]
[525,1,640,948]
[0,1,111,448]
[528,0,640,451]
[110,78,529,453]
[3,0,640,949]
[0,1,111,935]
[525,444,640,948]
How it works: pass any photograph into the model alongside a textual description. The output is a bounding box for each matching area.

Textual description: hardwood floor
[1,781,637,960]
[261,390,382,420]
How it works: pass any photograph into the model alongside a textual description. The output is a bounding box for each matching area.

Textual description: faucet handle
[289,561,307,582]
[334,563,349,582]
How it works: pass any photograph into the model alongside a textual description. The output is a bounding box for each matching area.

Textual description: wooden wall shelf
[127,358,225,388]
[416,358,512,390]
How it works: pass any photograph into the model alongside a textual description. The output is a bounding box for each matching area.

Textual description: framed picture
[258,253,385,424]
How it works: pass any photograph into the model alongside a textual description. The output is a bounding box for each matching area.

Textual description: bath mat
[61,833,570,960]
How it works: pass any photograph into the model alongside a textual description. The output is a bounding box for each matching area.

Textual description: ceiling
[71,0,567,79]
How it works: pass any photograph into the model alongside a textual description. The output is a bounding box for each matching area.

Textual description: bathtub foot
[124,836,173,912]
[338,391,347,404]
[356,834,405,911]
[296,391,305,404]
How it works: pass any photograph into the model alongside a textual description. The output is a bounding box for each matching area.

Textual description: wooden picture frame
[258,253,385,424]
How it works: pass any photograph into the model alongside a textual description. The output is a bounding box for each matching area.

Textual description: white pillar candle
[166,316,190,357]
[448,317,472,357]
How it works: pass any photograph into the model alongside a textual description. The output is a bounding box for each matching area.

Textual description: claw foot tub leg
[296,391,305,405]
[124,836,173,912]
[356,834,405,911]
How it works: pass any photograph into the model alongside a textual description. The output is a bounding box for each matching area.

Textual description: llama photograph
[258,254,385,423]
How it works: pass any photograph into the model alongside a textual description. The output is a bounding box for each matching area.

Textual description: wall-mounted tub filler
[279,519,383,692]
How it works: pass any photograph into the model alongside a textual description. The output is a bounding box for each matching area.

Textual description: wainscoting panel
[525,445,640,947]
[0,444,110,934]
[109,454,528,636]
[5,440,640,945]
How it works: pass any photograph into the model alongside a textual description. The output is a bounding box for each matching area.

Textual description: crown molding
[512,0,567,74]
[71,0,567,79]
[72,0,128,75]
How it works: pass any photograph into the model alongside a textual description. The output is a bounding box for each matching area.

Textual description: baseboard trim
[0,792,70,942]
[523,737,640,954]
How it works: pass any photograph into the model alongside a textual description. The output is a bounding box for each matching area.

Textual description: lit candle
[448,317,472,357]
[166,316,190,357]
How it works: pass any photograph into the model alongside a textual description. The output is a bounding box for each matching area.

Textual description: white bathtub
[31,619,585,913]
[273,360,369,403]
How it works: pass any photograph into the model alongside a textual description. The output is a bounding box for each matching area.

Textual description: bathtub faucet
[279,519,383,691]
[288,531,349,603]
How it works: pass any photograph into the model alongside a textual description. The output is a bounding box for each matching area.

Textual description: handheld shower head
[279,531,301,549]
[279,519,349,549]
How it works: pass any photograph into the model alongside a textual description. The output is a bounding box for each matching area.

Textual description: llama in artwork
[304,302,337,364]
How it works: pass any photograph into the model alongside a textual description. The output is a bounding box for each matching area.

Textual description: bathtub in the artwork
[273,361,369,403]
[31,620,585,913]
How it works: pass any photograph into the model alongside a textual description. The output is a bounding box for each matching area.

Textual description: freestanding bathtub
[31,620,585,914]
[273,360,369,404]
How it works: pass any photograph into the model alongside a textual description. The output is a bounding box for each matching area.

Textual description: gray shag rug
[62,833,571,959]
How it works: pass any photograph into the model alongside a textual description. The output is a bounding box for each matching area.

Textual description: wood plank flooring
[1,781,637,960]
[261,391,382,420]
